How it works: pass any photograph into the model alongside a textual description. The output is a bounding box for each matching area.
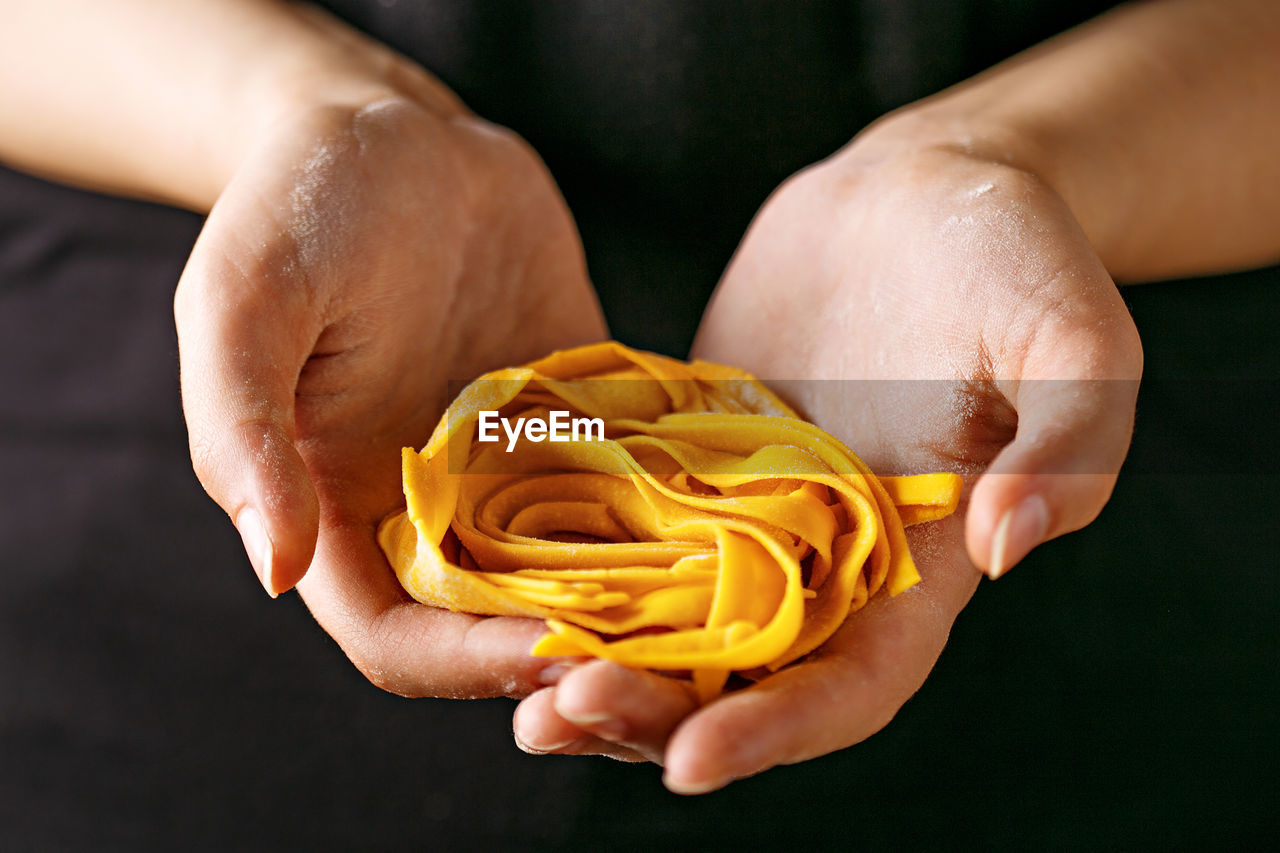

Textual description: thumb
[966,369,1141,581]
[174,232,321,597]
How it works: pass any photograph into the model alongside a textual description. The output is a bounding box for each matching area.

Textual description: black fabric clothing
[314,0,1119,355]
[2,2,1277,849]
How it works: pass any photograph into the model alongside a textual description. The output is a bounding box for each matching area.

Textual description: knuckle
[184,415,295,508]
[344,609,423,698]
[773,162,832,209]
[346,638,410,697]
[356,659,407,696]
[458,118,544,177]
[186,433,220,488]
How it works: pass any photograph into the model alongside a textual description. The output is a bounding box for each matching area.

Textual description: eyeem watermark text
[477,410,605,452]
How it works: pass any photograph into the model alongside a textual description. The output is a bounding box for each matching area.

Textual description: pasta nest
[378,342,961,701]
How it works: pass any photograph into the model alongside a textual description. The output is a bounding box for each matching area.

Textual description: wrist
[845,102,1129,276]
[844,106,1045,175]
[195,6,458,211]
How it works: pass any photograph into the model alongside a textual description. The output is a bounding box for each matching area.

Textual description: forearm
[865,0,1280,282]
[0,1,436,210]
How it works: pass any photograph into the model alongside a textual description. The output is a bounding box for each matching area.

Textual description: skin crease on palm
[511,135,1142,794]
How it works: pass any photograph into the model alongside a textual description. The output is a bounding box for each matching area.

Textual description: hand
[175,91,607,698]
[511,124,1142,789]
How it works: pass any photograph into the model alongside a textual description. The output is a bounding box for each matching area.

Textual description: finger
[512,687,647,763]
[966,365,1140,580]
[662,517,977,794]
[175,215,322,596]
[296,517,573,698]
[514,687,586,752]
[531,661,699,764]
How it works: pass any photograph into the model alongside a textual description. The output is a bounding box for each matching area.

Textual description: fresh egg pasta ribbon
[378,342,961,701]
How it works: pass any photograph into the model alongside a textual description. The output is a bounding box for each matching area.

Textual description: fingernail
[560,711,626,741]
[663,772,729,796]
[537,662,576,685]
[236,507,276,598]
[988,493,1050,580]
[664,741,771,795]
[514,731,580,754]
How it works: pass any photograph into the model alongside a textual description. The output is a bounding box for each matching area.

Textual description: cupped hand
[512,126,1142,789]
[175,91,606,698]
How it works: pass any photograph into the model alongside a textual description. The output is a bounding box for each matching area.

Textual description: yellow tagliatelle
[378,342,961,701]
